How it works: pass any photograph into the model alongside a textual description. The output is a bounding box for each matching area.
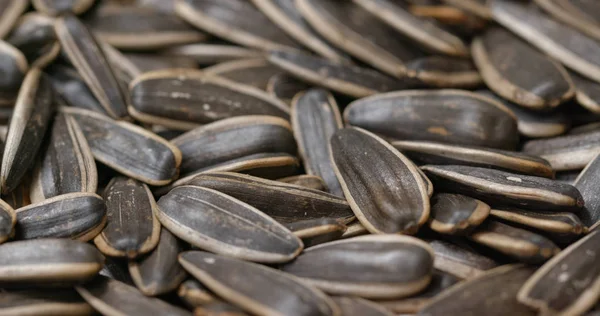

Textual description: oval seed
[523,129,600,171]
[280,235,434,299]
[428,239,499,279]
[46,64,108,116]
[429,193,490,235]
[179,250,340,316]
[0,200,15,244]
[204,58,282,90]
[330,128,429,234]
[178,279,217,308]
[157,185,303,263]
[94,177,160,258]
[571,71,600,113]
[284,218,346,248]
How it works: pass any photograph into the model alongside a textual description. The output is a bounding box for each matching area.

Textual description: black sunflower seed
[46,64,108,116]
[571,71,600,113]
[523,129,600,171]
[6,13,59,68]
[534,0,600,41]
[429,193,490,235]
[267,73,312,105]
[125,53,198,73]
[405,56,482,88]
[332,296,393,316]
[160,43,263,65]
[284,218,346,248]
[177,279,217,308]
[441,0,492,19]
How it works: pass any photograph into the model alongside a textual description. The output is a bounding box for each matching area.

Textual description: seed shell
[194,301,248,316]
[284,218,346,248]
[46,64,108,116]
[571,71,600,113]
[428,239,499,279]
[5,13,59,68]
[523,129,600,171]
[125,53,198,73]
[429,193,490,235]
[0,199,15,244]
[441,0,492,19]
[0,40,27,106]
[203,59,282,90]
[574,152,600,229]
[178,279,217,308]
[0,0,29,39]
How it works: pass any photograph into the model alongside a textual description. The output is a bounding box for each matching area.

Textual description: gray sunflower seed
[354,0,469,57]
[175,0,300,51]
[523,129,600,171]
[345,90,519,150]
[330,128,429,234]
[125,53,198,73]
[6,13,59,68]
[128,69,289,130]
[0,199,15,244]
[332,296,393,316]
[534,0,600,41]
[292,89,344,197]
[517,229,600,315]
[187,172,354,224]
[0,40,27,106]
[405,56,482,88]
[280,235,434,299]
[574,152,600,230]
[129,228,187,296]
[179,251,339,316]
[429,193,490,235]
[441,0,491,19]
[94,177,160,258]
[491,0,600,83]
[0,289,94,316]
[16,192,106,241]
[422,165,585,212]
[46,64,108,116]
[76,276,192,316]
[284,218,346,248]
[1,68,53,194]
[30,113,97,203]
[392,140,554,178]
[157,185,303,263]
[277,174,326,191]
[296,0,422,78]
[204,58,282,91]
[268,49,411,98]
[470,220,560,264]
[54,14,129,119]
[428,239,499,279]
[0,239,104,287]
[63,107,182,186]
[160,43,263,65]
[193,301,248,316]
[32,0,95,15]
[472,26,575,109]
[419,265,537,316]
[267,73,311,105]
[178,279,217,308]
[0,0,29,39]
[571,71,600,113]
[85,5,207,50]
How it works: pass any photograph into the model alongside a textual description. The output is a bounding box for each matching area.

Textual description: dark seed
[0,200,15,244]
[574,152,600,229]
[99,257,134,286]
[332,296,393,316]
[0,40,27,106]
[523,129,600,171]
[204,58,282,90]
[277,174,326,191]
[429,193,490,235]
[1,174,31,209]
[441,0,492,19]
[428,239,499,279]
[32,0,95,15]
[5,13,59,68]
[0,289,94,316]
[46,64,108,116]
[341,221,369,239]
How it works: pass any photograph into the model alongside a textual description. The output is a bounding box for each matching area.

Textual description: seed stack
[0,0,599,315]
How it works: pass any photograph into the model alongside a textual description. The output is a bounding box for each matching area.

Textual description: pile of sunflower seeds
[0,0,599,315]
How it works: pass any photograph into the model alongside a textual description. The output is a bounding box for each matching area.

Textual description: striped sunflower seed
[125,53,198,73]
[0,199,15,244]
[193,301,248,316]
[0,0,29,39]
[99,257,134,286]
[5,13,59,68]
[0,289,94,316]
[428,193,490,235]
[340,220,369,239]
[441,0,491,19]
[534,0,600,41]
[32,0,95,16]
[203,59,282,90]
[0,40,27,106]
[574,152,600,230]
[1,174,30,209]
[427,239,499,279]
[277,174,326,191]
[523,129,600,171]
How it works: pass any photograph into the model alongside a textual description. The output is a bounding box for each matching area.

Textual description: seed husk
[268,49,412,98]
[125,53,198,73]
[0,0,29,39]
[76,276,192,316]
[0,289,94,316]
[280,235,434,299]
[392,140,554,178]
[427,239,499,279]
[5,13,59,68]
[54,14,129,119]
[534,0,600,41]
[179,250,340,316]
[405,56,482,88]
[204,59,282,91]
[292,89,344,197]
[32,0,95,16]
[160,43,263,65]
[129,228,187,296]
[429,193,490,235]
[16,192,106,241]
[354,0,469,57]
[187,172,354,224]
[277,174,326,191]
[0,238,104,287]
[1,68,54,194]
[330,128,430,234]
[46,64,108,116]
[0,40,27,106]
[574,152,600,230]
[517,229,600,315]
[128,69,290,130]
[94,177,160,258]
[178,279,217,308]
[491,0,600,83]
[571,71,600,113]
[419,264,537,316]
[332,296,393,316]
[344,90,519,150]
[63,107,182,186]
[296,0,422,78]
[0,199,15,244]
[469,219,561,264]
[267,73,311,104]
[523,129,600,171]
[422,165,585,212]
[30,113,97,203]
[284,218,346,248]
[472,26,575,109]
[175,0,300,51]
[157,185,303,263]
[85,5,207,50]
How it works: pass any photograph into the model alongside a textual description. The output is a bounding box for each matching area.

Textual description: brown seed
[429,193,490,235]
[204,59,282,90]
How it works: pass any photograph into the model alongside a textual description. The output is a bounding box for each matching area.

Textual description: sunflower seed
[441,0,491,19]
[330,128,429,234]
[523,129,600,171]
[0,0,29,39]
[76,276,192,316]
[1,68,54,194]
[157,185,303,263]
[46,64,108,115]
[427,239,499,279]
[187,172,354,224]
[204,59,282,91]
[0,199,15,244]
[0,40,27,106]
[0,289,94,316]
[125,53,198,73]
[517,229,600,315]
[428,193,490,235]
[534,0,600,41]
[0,239,104,287]
[405,56,482,88]
[284,218,346,247]
[160,43,263,65]
[63,107,182,186]
[422,165,585,212]
[280,235,434,299]
[178,279,217,308]
[128,69,289,130]
[574,152,600,230]
[332,296,393,316]
[180,251,339,316]
[16,192,106,241]
[267,73,311,104]
[345,90,519,150]
[5,13,59,68]
[277,174,326,191]
[33,0,95,15]
[129,228,187,296]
